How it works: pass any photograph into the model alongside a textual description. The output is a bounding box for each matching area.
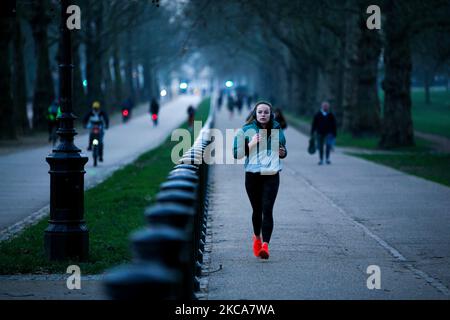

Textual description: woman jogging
[233,101,287,259]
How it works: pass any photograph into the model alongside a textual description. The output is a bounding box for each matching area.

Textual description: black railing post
[103,97,215,299]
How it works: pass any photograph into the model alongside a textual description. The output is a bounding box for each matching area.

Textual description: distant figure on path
[310,101,337,165]
[83,101,109,152]
[246,95,252,110]
[274,108,287,130]
[149,98,160,126]
[233,101,288,260]
[217,91,223,111]
[227,95,235,119]
[235,96,243,115]
[47,99,61,145]
[187,104,196,129]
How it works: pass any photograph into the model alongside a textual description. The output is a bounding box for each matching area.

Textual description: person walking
[187,104,196,129]
[233,101,287,259]
[47,99,61,145]
[310,101,337,165]
[227,95,235,119]
[274,107,287,130]
[217,90,224,111]
[149,98,160,126]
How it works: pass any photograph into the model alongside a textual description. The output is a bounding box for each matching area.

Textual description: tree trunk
[112,37,123,105]
[352,11,382,136]
[124,30,135,100]
[341,7,359,133]
[0,12,16,139]
[333,51,345,125]
[13,18,29,134]
[294,59,309,115]
[102,56,114,113]
[31,0,54,131]
[72,32,86,117]
[380,0,414,148]
[305,64,319,117]
[285,67,294,112]
[143,58,153,102]
[152,69,160,102]
[85,2,103,105]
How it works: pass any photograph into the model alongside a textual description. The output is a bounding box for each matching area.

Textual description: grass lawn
[0,97,210,275]
[335,132,432,152]
[283,111,311,134]
[284,110,431,151]
[351,152,450,188]
[410,88,450,139]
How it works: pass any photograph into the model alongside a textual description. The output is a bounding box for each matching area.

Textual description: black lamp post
[44,0,89,261]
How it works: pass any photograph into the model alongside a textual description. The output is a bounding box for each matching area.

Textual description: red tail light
[152,114,158,120]
[122,109,129,117]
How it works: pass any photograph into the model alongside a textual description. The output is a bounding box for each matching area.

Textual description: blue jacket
[233,120,287,174]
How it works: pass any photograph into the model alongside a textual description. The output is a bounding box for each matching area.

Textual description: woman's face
[255,104,271,124]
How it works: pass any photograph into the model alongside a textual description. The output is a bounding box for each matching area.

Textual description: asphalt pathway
[204,106,450,300]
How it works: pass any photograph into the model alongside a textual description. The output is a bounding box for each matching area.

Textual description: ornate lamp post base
[44,225,89,261]
[45,150,89,261]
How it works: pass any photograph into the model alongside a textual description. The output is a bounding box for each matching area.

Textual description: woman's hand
[279,146,286,158]
[248,134,260,149]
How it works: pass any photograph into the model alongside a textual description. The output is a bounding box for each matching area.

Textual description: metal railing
[103,97,215,300]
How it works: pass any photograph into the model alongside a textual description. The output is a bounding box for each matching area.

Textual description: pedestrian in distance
[121,97,134,123]
[83,101,109,161]
[236,95,244,115]
[47,99,61,145]
[149,98,160,126]
[187,104,196,130]
[233,101,288,260]
[227,95,235,119]
[246,95,253,110]
[274,107,287,130]
[217,90,224,111]
[217,94,223,111]
[310,101,337,165]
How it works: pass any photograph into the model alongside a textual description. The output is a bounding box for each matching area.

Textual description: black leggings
[245,172,280,243]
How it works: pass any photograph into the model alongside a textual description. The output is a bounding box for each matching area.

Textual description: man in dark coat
[310,101,337,165]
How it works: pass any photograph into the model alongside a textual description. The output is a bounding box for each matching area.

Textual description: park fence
[103,98,215,300]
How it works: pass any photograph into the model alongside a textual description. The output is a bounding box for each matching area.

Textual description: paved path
[0,275,106,300]
[0,95,201,237]
[204,107,450,299]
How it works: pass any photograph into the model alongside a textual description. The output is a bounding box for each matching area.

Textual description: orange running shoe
[252,235,262,257]
[258,242,269,259]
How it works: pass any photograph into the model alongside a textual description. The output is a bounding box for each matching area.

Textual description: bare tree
[0,4,16,139]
